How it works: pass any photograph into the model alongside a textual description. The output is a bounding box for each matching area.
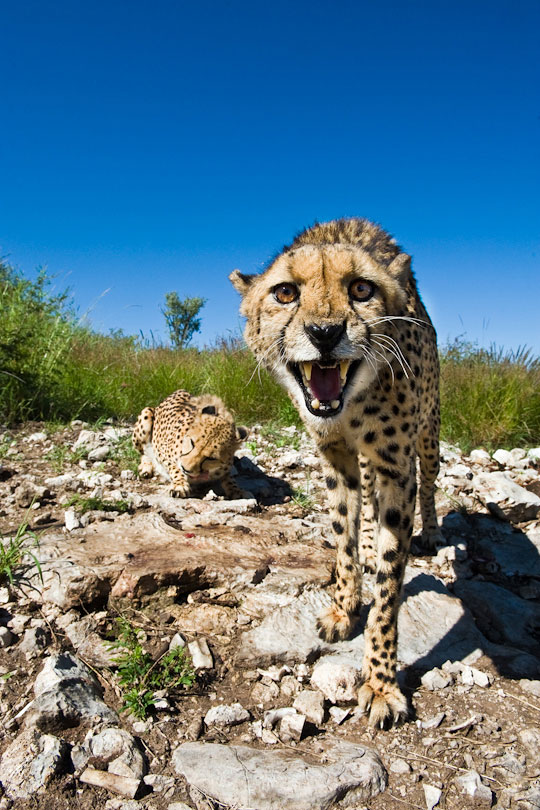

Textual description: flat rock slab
[237,571,488,672]
[32,511,333,608]
[173,740,387,809]
[473,471,540,522]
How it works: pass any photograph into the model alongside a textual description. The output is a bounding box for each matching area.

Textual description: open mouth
[289,359,361,418]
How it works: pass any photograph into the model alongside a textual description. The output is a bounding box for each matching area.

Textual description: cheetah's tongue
[309,365,341,402]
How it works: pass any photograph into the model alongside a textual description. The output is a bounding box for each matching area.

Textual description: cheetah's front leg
[357,458,416,727]
[316,443,362,642]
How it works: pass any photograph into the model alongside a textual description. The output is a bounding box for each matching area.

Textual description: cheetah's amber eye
[273,283,299,304]
[349,279,375,302]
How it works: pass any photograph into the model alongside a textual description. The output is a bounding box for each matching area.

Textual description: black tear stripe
[278,308,296,361]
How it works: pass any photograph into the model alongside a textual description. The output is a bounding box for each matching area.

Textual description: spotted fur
[230,217,443,727]
[133,390,248,499]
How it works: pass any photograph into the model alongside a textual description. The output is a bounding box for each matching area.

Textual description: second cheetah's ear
[236,426,249,442]
[229,269,255,296]
[201,405,216,415]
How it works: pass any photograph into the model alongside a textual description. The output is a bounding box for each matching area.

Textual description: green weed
[64,495,131,514]
[0,519,43,586]
[108,434,140,474]
[109,617,195,719]
[291,473,316,510]
[44,445,87,473]
[259,423,302,450]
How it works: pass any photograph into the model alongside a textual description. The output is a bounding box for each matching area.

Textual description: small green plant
[0,436,15,459]
[291,473,316,510]
[0,519,43,585]
[108,434,140,474]
[109,617,195,719]
[45,445,87,473]
[260,422,302,450]
[245,440,259,456]
[64,494,131,514]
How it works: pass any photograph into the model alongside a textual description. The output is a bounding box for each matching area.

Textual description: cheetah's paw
[169,486,190,499]
[316,604,357,642]
[357,679,408,728]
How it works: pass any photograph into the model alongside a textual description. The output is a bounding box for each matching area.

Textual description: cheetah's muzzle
[289,358,362,417]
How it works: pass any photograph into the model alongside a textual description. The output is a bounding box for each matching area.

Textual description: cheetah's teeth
[311,398,320,410]
[303,362,313,381]
[339,361,350,383]
[331,400,340,409]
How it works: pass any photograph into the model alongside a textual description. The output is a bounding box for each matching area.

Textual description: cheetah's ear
[229,269,255,296]
[201,405,216,415]
[387,253,411,284]
[236,426,249,442]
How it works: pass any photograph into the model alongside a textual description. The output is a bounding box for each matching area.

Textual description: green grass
[2,263,539,450]
[0,519,43,586]
[109,617,195,719]
[64,494,132,515]
[440,339,540,452]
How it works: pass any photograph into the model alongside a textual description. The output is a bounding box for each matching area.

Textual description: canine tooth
[311,398,320,410]
[331,400,340,409]
[339,361,350,382]
[303,362,313,381]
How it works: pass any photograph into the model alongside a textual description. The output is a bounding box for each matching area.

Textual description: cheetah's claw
[357,680,409,728]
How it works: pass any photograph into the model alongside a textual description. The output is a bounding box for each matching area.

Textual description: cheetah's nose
[304,322,346,352]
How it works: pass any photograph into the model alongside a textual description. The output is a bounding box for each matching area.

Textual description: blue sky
[1,0,539,352]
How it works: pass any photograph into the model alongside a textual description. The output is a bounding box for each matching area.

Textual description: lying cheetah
[230,217,443,726]
[133,390,248,499]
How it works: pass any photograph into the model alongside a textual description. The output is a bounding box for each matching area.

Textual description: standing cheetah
[230,217,443,726]
[133,390,248,499]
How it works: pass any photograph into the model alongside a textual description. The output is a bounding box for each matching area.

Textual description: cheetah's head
[230,221,413,427]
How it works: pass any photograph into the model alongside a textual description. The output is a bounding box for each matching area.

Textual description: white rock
[169,633,186,650]
[279,451,304,468]
[279,712,305,742]
[444,462,472,478]
[77,470,114,487]
[45,473,76,487]
[473,471,540,521]
[311,659,359,703]
[527,447,540,462]
[34,652,101,697]
[454,769,493,806]
[293,689,325,725]
[390,758,412,774]
[73,727,146,779]
[88,445,110,461]
[73,430,104,451]
[204,703,250,728]
[187,638,213,670]
[469,449,492,464]
[19,625,50,659]
[0,728,68,799]
[64,508,80,531]
[328,706,350,725]
[421,668,453,691]
[263,707,297,729]
[520,679,540,698]
[173,740,387,809]
[492,449,514,466]
[121,469,135,481]
[423,784,442,810]
[28,432,48,442]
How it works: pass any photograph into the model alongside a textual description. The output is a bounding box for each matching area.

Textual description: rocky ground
[0,421,539,810]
